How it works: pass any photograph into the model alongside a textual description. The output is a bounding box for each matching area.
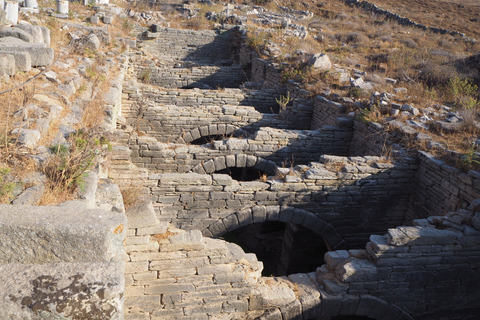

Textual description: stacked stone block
[311,95,348,129]
[316,205,480,319]
[134,64,247,89]
[0,203,126,319]
[127,126,352,173]
[124,217,263,320]
[349,120,390,156]
[138,27,234,65]
[122,85,293,143]
[407,151,480,221]
[149,155,416,248]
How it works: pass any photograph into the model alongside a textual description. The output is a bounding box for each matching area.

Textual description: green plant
[42,132,110,192]
[276,92,292,114]
[348,87,364,99]
[86,67,97,78]
[357,106,382,123]
[0,167,15,204]
[281,69,303,83]
[138,68,152,83]
[449,77,478,97]
[246,30,271,54]
[84,48,96,58]
[456,143,480,172]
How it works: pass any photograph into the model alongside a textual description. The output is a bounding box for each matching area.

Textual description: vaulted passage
[222,221,328,276]
[330,316,375,320]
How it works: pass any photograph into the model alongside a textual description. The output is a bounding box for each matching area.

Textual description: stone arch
[191,154,277,176]
[201,206,346,251]
[262,294,414,320]
[179,124,249,144]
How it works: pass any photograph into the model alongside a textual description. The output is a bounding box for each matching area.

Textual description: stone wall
[127,126,352,173]
[125,226,263,320]
[0,203,127,319]
[149,155,416,249]
[349,120,388,156]
[133,63,247,89]
[315,205,480,320]
[138,27,235,65]
[344,0,470,40]
[407,151,480,222]
[122,85,289,143]
[311,95,348,129]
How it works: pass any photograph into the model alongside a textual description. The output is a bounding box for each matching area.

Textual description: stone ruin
[0,1,479,320]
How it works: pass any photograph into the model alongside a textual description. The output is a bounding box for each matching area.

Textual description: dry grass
[120,183,146,209]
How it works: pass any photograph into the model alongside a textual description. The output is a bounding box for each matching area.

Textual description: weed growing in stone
[0,167,15,204]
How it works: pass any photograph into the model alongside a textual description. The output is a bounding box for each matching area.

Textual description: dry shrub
[39,181,75,205]
[82,99,105,128]
[120,183,146,209]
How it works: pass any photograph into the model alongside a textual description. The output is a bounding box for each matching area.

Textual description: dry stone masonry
[2,1,480,318]
[114,21,480,319]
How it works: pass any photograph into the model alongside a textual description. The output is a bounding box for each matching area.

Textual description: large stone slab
[0,51,31,72]
[157,173,213,185]
[0,53,14,76]
[0,42,53,67]
[0,27,33,42]
[387,226,460,246]
[0,262,124,319]
[0,203,126,263]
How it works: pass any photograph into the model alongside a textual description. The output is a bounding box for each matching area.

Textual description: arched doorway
[222,221,329,276]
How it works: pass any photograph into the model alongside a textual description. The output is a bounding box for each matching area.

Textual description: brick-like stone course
[127,126,351,173]
[124,225,263,320]
[316,206,480,319]
[149,155,416,248]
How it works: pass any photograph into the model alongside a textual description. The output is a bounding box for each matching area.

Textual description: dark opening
[221,222,329,276]
[215,167,265,181]
[330,316,376,320]
[191,135,227,145]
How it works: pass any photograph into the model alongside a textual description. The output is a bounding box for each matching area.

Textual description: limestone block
[11,184,44,206]
[307,53,331,70]
[169,229,202,244]
[85,34,101,51]
[159,173,212,185]
[103,15,115,24]
[95,179,125,213]
[324,250,350,270]
[0,53,15,76]
[337,259,378,282]
[255,283,296,308]
[387,226,459,246]
[0,27,33,42]
[0,262,124,319]
[126,201,158,229]
[212,173,232,186]
[4,1,18,25]
[305,166,337,179]
[287,273,321,318]
[0,203,126,263]
[90,15,100,24]
[0,42,53,67]
[11,128,40,148]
